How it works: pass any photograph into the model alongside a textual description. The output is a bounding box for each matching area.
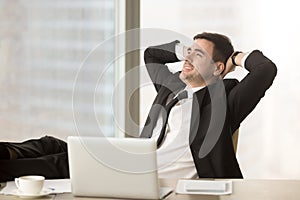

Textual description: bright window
[0,0,115,140]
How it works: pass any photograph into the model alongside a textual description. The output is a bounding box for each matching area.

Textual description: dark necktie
[156,90,188,148]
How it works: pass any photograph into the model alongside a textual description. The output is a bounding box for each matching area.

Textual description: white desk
[1,179,300,200]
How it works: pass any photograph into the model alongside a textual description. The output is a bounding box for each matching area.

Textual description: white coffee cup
[15,175,45,195]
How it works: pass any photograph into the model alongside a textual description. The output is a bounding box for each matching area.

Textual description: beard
[179,71,205,87]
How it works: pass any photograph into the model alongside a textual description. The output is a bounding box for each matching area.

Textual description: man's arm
[144,40,181,92]
[226,50,277,130]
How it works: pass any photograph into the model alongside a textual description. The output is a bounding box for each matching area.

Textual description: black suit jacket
[140,40,277,178]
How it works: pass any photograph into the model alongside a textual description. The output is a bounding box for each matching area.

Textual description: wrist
[231,51,242,66]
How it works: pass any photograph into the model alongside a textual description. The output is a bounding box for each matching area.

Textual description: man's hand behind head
[222,51,246,78]
[222,54,236,78]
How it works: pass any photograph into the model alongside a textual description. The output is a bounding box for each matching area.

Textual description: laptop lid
[67,136,170,199]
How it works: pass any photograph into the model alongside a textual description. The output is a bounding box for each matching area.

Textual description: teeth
[183,62,193,71]
[184,66,193,70]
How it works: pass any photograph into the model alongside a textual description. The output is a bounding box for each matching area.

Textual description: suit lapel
[140,78,185,138]
[189,87,207,145]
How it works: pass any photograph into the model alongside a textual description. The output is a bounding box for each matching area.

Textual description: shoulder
[223,79,239,93]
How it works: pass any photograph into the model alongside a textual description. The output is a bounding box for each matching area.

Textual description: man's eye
[196,53,203,57]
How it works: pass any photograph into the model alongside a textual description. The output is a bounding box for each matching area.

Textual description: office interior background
[0,0,299,179]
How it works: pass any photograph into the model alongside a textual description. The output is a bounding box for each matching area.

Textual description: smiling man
[140,32,277,178]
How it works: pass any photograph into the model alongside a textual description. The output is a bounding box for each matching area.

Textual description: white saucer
[13,189,52,199]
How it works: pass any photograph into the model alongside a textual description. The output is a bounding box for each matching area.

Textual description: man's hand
[183,45,189,59]
[223,53,236,77]
[222,51,246,78]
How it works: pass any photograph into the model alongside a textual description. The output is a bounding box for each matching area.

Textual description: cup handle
[15,178,20,189]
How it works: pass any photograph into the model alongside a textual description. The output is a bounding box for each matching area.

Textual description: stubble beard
[179,71,207,88]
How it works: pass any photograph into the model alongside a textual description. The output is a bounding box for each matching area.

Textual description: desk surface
[1,179,300,200]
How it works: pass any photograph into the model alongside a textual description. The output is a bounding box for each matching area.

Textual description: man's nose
[184,51,193,62]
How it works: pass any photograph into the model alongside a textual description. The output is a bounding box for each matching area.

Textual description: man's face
[179,39,216,87]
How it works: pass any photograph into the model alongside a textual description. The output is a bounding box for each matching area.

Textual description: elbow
[266,61,277,82]
[261,61,277,89]
[144,47,153,64]
[144,47,151,57]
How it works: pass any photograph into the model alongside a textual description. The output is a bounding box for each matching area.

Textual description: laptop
[67,136,173,199]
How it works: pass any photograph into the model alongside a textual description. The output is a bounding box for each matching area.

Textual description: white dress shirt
[155,86,203,179]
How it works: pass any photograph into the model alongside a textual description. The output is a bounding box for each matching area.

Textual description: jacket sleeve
[144,40,181,92]
[227,50,277,130]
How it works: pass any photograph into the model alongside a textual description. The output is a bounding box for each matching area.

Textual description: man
[140,32,277,178]
[0,32,277,181]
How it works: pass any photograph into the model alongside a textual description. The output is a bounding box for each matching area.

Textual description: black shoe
[0,144,10,160]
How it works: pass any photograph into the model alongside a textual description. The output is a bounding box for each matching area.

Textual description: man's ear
[213,62,225,76]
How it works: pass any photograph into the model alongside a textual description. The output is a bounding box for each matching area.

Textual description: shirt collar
[184,86,205,99]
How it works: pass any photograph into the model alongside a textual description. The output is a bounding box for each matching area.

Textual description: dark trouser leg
[1,135,67,159]
[0,152,69,182]
[0,136,69,182]
[0,145,10,159]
